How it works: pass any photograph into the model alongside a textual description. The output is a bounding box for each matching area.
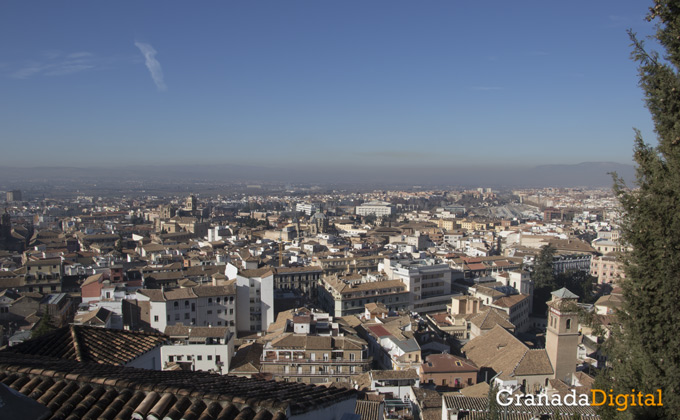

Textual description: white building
[296,203,319,216]
[226,263,275,333]
[162,325,235,374]
[356,201,394,217]
[136,284,237,333]
[380,258,456,313]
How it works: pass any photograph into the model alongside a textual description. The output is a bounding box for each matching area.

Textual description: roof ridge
[511,348,530,377]
[70,325,84,362]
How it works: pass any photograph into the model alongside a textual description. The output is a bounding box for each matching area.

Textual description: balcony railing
[261,356,371,365]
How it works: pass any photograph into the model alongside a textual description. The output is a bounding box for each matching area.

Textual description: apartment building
[24,258,63,293]
[313,254,383,275]
[356,201,394,217]
[296,202,319,216]
[261,312,370,384]
[590,255,625,284]
[273,266,323,298]
[360,316,422,372]
[226,264,275,333]
[162,325,234,374]
[381,258,455,313]
[136,284,237,333]
[318,274,411,317]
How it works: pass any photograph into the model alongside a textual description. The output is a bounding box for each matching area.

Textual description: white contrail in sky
[134,41,167,91]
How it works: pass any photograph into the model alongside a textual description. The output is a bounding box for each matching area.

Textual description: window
[185,300,189,307]
[168,356,174,362]
[566,319,572,330]
[208,298,213,304]
[216,355,221,362]
[207,355,213,360]
[175,314,180,320]
[229,309,233,315]
[197,355,202,361]
[207,310,212,315]
[174,302,179,308]
[184,313,189,320]
[153,315,159,322]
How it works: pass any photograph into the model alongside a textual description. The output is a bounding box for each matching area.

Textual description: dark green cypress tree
[532,244,556,315]
[595,1,680,419]
[486,382,501,420]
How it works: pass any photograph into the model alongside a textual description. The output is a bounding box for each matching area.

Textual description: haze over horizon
[0,161,636,189]
[1,1,656,169]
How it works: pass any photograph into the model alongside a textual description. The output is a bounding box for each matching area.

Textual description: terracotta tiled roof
[138,284,235,302]
[369,369,419,381]
[274,266,323,274]
[355,399,382,420]
[74,307,112,326]
[230,342,264,374]
[442,394,601,419]
[3,325,168,366]
[458,381,489,398]
[468,308,514,331]
[0,352,357,419]
[512,349,553,376]
[240,268,275,278]
[421,354,478,374]
[462,326,552,380]
[491,294,529,308]
[194,284,236,296]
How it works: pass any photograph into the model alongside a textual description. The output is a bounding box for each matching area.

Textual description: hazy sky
[0,1,657,168]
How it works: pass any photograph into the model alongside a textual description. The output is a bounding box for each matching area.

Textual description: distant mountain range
[0,161,635,189]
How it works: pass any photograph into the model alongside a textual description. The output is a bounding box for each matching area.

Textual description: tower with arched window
[545,287,580,384]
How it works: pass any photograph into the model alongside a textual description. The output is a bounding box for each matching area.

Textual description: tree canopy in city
[596,1,680,418]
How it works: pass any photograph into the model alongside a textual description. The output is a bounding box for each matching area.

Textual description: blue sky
[0,1,657,169]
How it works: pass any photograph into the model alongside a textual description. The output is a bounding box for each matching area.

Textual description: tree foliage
[486,382,501,420]
[532,244,556,315]
[555,270,597,304]
[596,2,680,419]
[31,311,55,339]
[533,244,556,288]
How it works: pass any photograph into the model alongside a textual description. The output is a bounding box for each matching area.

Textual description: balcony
[261,355,372,365]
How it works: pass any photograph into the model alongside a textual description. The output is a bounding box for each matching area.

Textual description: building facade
[318,275,411,317]
[136,284,237,333]
[261,333,370,384]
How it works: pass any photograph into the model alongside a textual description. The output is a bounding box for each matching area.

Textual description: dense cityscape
[0,184,624,419]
